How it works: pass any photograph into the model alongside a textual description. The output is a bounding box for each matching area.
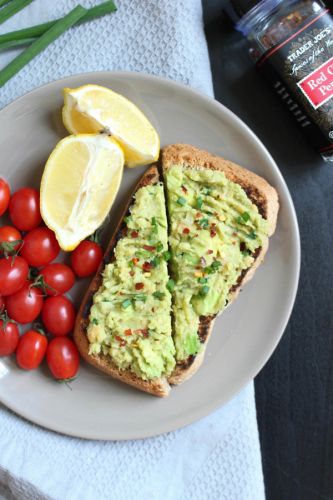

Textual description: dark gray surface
[203,1,333,499]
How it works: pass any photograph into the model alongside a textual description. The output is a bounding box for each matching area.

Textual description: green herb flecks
[177,197,186,206]
[166,279,175,292]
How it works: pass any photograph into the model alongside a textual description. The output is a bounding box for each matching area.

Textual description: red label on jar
[297,56,333,109]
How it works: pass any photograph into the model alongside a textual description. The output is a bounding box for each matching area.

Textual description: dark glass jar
[235,0,333,161]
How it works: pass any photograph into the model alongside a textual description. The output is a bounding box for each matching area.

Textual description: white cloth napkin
[0,1,265,499]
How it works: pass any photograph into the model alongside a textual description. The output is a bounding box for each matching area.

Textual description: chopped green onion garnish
[151,256,160,267]
[122,299,132,309]
[156,242,164,252]
[195,197,203,209]
[198,277,208,284]
[91,318,99,325]
[211,260,222,270]
[247,230,257,240]
[167,279,175,292]
[152,217,157,226]
[198,218,209,229]
[200,285,210,296]
[128,260,135,268]
[133,294,147,302]
[153,291,165,299]
[237,212,250,225]
[124,215,132,224]
[163,251,171,261]
[177,197,186,206]
[203,187,212,195]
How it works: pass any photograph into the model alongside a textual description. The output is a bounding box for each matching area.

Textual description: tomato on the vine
[16,329,48,370]
[42,295,75,336]
[0,256,29,296]
[0,315,19,356]
[20,227,60,267]
[71,240,103,278]
[46,337,79,380]
[6,282,43,324]
[0,179,10,217]
[40,263,75,296]
[0,226,22,255]
[9,188,41,231]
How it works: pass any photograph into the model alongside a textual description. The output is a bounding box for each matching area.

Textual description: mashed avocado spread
[165,165,269,361]
[87,183,175,380]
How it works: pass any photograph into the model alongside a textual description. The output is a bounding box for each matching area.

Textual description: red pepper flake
[143,245,156,252]
[132,258,139,265]
[210,229,217,238]
[124,329,132,336]
[181,185,188,194]
[129,271,135,277]
[135,328,149,338]
[207,249,214,255]
[183,227,190,234]
[115,335,127,347]
[131,230,139,238]
[142,261,153,272]
[135,282,144,290]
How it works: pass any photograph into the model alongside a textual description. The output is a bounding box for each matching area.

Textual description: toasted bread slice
[160,144,279,385]
[73,166,172,397]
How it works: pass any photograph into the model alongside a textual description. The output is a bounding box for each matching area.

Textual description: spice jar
[233,0,333,161]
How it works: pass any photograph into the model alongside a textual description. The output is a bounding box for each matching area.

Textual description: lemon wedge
[40,134,124,251]
[62,84,160,167]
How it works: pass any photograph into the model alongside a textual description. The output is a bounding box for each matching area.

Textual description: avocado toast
[74,145,279,396]
[161,144,278,385]
[74,166,175,397]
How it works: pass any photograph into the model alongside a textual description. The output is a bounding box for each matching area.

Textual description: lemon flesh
[62,84,160,167]
[40,134,124,251]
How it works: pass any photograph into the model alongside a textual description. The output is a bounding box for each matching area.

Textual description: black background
[203,1,333,499]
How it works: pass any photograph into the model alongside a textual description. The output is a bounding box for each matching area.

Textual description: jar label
[257,8,333,154]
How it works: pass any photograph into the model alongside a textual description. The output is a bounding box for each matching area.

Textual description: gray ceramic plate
[0,72,300,440]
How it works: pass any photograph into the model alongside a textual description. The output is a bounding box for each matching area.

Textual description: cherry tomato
[16,329,48,370]
[40,263,75,296]
[0,316,19,356]
[0,226,22,254]
[20,227,60,267]
[9,188,41,231]
[0,179,10,217]
[6,282,43,324]
[71,240,103,278]
[0,296,4,311]
[0,256,29,296]
[46,337,79,380]
[42,295,75,336]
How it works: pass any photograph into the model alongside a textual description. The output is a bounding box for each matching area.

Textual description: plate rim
[0,70,301,440]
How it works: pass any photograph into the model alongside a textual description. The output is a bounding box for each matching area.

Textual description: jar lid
[233,0,285,35]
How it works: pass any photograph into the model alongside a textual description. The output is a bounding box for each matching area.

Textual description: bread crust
[161,144,279,385]
[73,166,172,397]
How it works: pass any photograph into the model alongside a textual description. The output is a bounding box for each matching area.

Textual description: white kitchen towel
[0,1,265,499]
